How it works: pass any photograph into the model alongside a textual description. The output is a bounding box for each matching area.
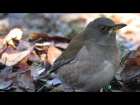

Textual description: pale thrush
[47,17,127,92]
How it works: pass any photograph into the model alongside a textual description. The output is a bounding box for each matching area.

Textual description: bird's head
[84,17,127,46]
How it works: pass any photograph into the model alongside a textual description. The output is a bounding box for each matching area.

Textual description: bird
[46,17,127,92]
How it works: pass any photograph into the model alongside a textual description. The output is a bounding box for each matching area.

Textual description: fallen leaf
[0,46,34,66]
[4,47,18,54]
[28,54,42,63]
[17,70,35,92]
[40,54,46,61]
[52,78,62,86]
[55,43,69,49]
[5,85,18,91]
[29,64,40,79]
[120,47,140,91]
[0,80,13,90]
[0,70,11,81]
[3,28,23,47]
[121,66,140,81]
[28,33,71,43]
[133,56,140,65]
[47,45,62,65]
[7,72,18,79]
[16,56,29,67]
[6,72,19,92]
[17,40,32,51]
[36,68,45,75]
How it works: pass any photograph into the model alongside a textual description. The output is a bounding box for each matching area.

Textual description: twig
[30,38,43,45]
[37,85,45,92]
[0,43,8,59]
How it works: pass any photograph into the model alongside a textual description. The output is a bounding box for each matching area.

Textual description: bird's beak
[113,23,127,30]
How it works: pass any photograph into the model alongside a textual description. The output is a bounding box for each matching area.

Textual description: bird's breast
[58,45,119,91]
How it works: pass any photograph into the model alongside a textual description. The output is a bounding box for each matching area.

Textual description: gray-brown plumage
[48,17,127,92]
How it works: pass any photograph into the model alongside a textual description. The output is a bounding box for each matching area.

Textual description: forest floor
[0,13,140,92]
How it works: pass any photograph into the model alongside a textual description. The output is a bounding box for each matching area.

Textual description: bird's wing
[48,33,85,73]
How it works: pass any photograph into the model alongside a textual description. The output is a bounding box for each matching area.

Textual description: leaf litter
[0,28,72,92]
[0,22,140,92]
[105,44,140,92]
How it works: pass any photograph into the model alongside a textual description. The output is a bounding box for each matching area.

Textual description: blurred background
[0,13,140,50]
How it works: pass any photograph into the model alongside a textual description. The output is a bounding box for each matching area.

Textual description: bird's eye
[100,26,107,31]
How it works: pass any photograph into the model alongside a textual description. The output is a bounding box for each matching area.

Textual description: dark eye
[100,26,107,31]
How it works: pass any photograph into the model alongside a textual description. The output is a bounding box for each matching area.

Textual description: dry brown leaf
[133,56,140,65]
[121,66,140,81]
[40,54,46,61]
[0,46,34,66]
[47,45,62,65]
[120,48,140,91]
[28,33,71,43]
[16,56,28,67]
[120,65,140,91]
[124,58,137,67]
